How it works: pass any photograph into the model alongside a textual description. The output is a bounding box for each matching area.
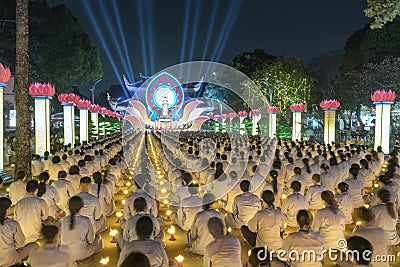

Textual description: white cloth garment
[89,184,115,217]
[344,178,364,208]
[188,209,223,255]
[247,207,285,249]
[73,191,108,233]
[59,214,103,261]
[40,184,60,218]
[120,212,161,247]
[203,235,242,267]
[174,195,203,231]
[311,207,346,249]
[282,229,325,267]
[370,203,400,246]
[52,179,73,212]
[124,189,158,219]
[28,243,76,267]
[15,194,49,243]
[306,184,326,210]
[281,192,309,227]
[336,193,354,224]
[0,217,27,267]
[287,175,307,195]
[117,239,168,267]
[226,192,261,229]
[66,174,81,196]
[9,180,27,205]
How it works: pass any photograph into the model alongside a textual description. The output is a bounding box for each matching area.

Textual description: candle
[356,221,362,226]
[168,226,176,241]
[121,200,126,206]
[227,227,232,235]
[284,222,288,229]
[163,200,169,207]
[109,228,118,243]
[99,256,110,266]
[248,249,252,257]
[6,188,10,193]
[281,193,287,200]
[123,189,129,195]
[158,175,163,179]
[126,181,131,187]
[175,255,184,267]
[363,204,370,209]
[116,211,123,223]
[165,210,172,221]
[161,188,167,194]
[157,171,161,175]
[159,181,164,186]
[374,183,379,188]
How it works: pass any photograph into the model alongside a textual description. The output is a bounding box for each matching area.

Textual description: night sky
[49,0,370,96]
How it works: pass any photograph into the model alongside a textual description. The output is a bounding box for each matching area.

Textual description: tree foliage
[0,0,102,92]
[364,0,400,29]
[230,48,278,78]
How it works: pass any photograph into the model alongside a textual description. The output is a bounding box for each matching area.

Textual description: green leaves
[364,0,400,29]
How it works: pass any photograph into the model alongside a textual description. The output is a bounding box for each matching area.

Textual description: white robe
[52,179,73,212]
[117,239,168,267]
[40,185,60,218]
[370,203,400,246]
[121,212,161,245]
[124,189,158,219]
[247,207,285,249]
[320,171,335,193]
[28,243,76,267]
[344,178,364,208]
[47,163,65,181]
[188,209,223,255]
[204,235,242,267]
[306,184,326,210]
[15,194,49,243]
[336,193,354,224]
[311,207,346,249]
[59,214,103,261]
[282,230,325,267]
[89,184,115,217]
[226,192,261,229]
[174,195,203,231]
[74,191,108,233]
[0,217,26,267]
[9,180,26,205]
[287,175,307,195]
[66,174,81,196]
[352,222,389,267]
[281,193,309,227]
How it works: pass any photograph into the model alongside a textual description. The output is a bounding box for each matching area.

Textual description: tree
[14,0,31,177]
[0,0,102,92]
[364,0,400,29]
[230,48,278,78]
[202,83,248,112]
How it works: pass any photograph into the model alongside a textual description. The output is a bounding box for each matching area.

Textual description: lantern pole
[268,107,278,139]
[0,64,11,170]
[320,100,340,145]
[290,104,305,141]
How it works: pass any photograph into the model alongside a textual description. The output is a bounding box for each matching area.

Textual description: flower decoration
[290,103,306,112]
[89,104,101,113]
[213,114,221,119]
[250,109,261,116]
[0,63,11,84]
[28,82,55,97]
[319,99,340,110]
[228,112,237,118]
[221,114,228,119]
[238,111,248,117]
[76,99,92,109]
[268,106,279,113]
[58,93,80,104]
[370,89,396,103]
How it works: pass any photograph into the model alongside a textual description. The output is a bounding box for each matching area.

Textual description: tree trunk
[14,0,31,178]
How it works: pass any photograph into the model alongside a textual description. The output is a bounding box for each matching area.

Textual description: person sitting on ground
[74,177,108,234]
[241,190,284,250]
[173,183,203,231]
[204,217,242,267]
[66,165,81,196]
[187,193,223,255]
[117,197,162,250]
[225,180,261,229]
[281,181,309,228]
[287,167,306,195]
[59,196,103,262]
[90,172,115,217]
[120,252,151,267]
[9,170,27,205]
[335,182,354,225]
[306,173,326,214]
[14,180,49,243]
[28,225,75,267]
[38,172,61,219]
[117,216,169,267]
[282,210,325,266]
[52,170,73,213]
[336,236,374,267]
[0,197,39,267]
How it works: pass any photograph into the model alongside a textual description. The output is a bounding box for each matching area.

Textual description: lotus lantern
[268,106,279,113]
[76,99,92,109]
[58,93,80,104]
[319,99,340,110]
[213,114,221,119]
[28,82,55,97]
[221,113,228,119]
[371,89,396,103]
[238,110,248,117]
[0,63,11,84]
[250,109,261,116]
[290,103,305,112]
[228,112,237,118]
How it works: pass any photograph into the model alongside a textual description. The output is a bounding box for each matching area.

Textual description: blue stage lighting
[136,0,149,75]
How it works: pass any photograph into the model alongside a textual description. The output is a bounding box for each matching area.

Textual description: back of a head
[136,216,153,240]
[240,180,250,192]
[346,236,373,265]
[38,172,50,183]
[93,172,102,184]
[296,209,310,227]
[321,190,338,214]
[26,180,39,193]
[208,216,224,238]
[41,225,59,242]
[291,181,301,192]
[80,176,92,185]
[183,172,193,184]
[78,160,86,167]
[294,167,301,175]
[261,190,275,206]
[202,193,216,209]
[121,252,151,267]
[58,170,67,179]
[349,166,359,178]
[0,197,12,224]
[359,207,374,222]
[16,170,26,180]
[188,183,199,195]
[134,197,147,212]
[337,182,349,193]
[52,155,61,164]
[69,165,80,175]
[312,174,321,183]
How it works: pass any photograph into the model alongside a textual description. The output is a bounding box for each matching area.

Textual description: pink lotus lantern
[29,82,55,97]
[370,89,396,103]
[238,110,248,117]
[319,99,340,145]
[371,89,396,153]
[221,114,228,119]
[290,103,306,112]
[213,114,221,119]
[29,82,56,156]
[76,99,91,143]
[228,112,237,118]
[250,109,261,116]
[58,93,80,104]
[89,104,101,138]
[268,106,279,114]
[290,103,305,141]
[249,109,261,135]
[0,63,11,170]
[319,99,340,110]
[0,63,11,84]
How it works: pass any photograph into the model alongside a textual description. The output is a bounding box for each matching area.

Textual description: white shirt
[117,239,168,267]
[28,243,75,267]
[74,191,103,226]
[311,207,346,249]
[124,189,158,219]
[204,235,242,267]
[306,184,326,210]
[232,192,261,226]
[282,192,309,227]
[344,178,364,208]
[9,180,26,205]
[336,193,354,224]
[370,203,399,246]
[177,195,203,231]
[0,217,26,267]
[15,194,49,243]
[248,207,284,249]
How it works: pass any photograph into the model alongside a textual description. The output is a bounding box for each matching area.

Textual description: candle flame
[281,193,287,200]
[166,210,172,216]
[123,189,129,195]
[99,257,109,265]
[121,200,126,205]
[175,255,184,263]
[364,204,370,209]
[163,200,169,205]
[227,227,232,233]
[6,188,10,192]
[248,249,252,257]
[356,221,362,226]
[284,222,288,229]
[161,188,167,194]
[116,211,123,218]
[126,182,131,187]
[168,226,176,235]
[109,228,118,237]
